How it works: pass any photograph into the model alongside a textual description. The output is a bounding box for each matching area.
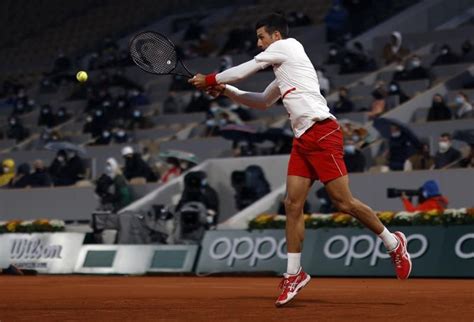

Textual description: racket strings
[129,32,177,74]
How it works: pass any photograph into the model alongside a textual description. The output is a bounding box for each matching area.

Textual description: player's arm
[210,80,280,110]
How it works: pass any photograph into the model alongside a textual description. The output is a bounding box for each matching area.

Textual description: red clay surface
[0,276,472,321]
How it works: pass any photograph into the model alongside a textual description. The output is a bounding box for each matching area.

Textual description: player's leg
[324,175,412,279]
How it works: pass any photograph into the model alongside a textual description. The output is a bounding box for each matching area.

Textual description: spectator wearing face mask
[405,55,430,80]
[186,90,211,113]
[387,81,409,105]
[404,143,434,171]
[343,139,365,172]
[383,31,410,65]
[7,116,29,142]
[0,159,15,187]
[427,94,452,121]
[458,144,474,168]
[324,0,348,43]
[434,133,461,169]
[114,128,129,144]
[95,158,132,212]
[38,104,55,127]
[367,84,387,119]
[121,146,158,182]
[55,107,70,125]
[387,125,412,171]
[94,129,113,145]
[49,150,72,186]
[29,159,53,188]
[453,92,473,119]
[9,163,31,188]
[431,44,460,66]
[392,58,408,82]
[332,87,354,114]
[326,45,342,65]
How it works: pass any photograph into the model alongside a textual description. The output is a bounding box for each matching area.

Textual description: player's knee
[284,197,304,216]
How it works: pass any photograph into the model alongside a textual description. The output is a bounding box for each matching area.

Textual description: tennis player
[189,13,412,307]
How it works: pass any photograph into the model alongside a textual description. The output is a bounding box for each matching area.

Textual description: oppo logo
[209,237,286,266]
[323,234,428,266]
[455,233,474,259]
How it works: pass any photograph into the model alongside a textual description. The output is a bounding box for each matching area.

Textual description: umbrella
[159,150,199,164]
[219,124,261,143]
[373,117,422,148]
[44,141,87,157]
[453,129,474,145]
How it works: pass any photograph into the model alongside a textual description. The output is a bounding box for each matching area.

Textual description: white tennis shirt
[214,38,335,138]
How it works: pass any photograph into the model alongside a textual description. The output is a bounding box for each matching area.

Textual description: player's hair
[255,13,289,38]
[440,132,452,139]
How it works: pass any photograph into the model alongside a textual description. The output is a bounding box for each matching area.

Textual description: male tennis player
[189,13,412,307]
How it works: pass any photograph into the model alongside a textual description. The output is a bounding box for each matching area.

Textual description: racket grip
[205,73,218,86]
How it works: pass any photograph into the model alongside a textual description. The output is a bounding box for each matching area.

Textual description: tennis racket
[129,31,194,78]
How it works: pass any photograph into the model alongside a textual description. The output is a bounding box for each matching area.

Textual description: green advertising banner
[196,226,474,277]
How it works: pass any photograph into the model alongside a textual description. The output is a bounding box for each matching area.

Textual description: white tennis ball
[76,71,88,83]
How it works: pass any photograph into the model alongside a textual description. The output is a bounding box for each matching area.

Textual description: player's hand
[188,73,207,89]
[205,84,226,98]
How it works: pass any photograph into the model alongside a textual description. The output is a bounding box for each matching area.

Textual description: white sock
[287,253,301,275]
[378,228,398,252]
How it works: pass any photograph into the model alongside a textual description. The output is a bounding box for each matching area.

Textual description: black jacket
[123,153,158,182]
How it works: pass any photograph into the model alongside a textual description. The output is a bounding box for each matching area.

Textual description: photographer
[399,180,448,212]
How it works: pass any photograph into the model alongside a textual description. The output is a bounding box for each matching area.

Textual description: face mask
[57,156,65,162]
[10,120,16,125]
[133,111,141,118]
[411,60,421,68]
[58,112,64,117]
[391,131,401,138]
[118,101,125,108]
[206,119,216,127]
[219,119,227,126]
[344,145,356,154]
[396,65,404,71]
[103,101,111,107]
[319,198,327,205]
[438,141,450,153]
[117,130,125,137]
[102,131,110,138]
[86,116,93,122]
[210,106,219,113]
[329,49,337,56]
[180,162,188,169]
[96,110,103,117]
[105,165,115,178]
[3,167,10,173]
[389,84,398,92]
[352,135,360,142]
[455,96,464,105]
[441,49,448,55]
[42,109,50,114]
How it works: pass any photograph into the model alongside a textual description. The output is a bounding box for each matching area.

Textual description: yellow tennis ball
[76,71,88,83]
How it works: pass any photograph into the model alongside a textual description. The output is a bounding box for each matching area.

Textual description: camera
[387,188,421,199]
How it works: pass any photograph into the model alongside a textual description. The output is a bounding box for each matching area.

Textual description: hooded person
[427,94,452,121]
[121,146,158,182]
[401,180,448,212]
[48,150,72,186]
[0,159,15,187]
[95,158,133,212]
[383,31,410,65]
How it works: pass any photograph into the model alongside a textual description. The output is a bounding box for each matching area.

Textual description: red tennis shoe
[389,231,412,280]
[275,267,311,307]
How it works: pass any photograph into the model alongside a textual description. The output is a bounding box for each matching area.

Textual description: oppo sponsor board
[196,227,474,277]
[0,233,85,274]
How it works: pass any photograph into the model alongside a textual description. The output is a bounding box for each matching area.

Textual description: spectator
[459,145,474,168]
[93,130,113,145]
[387,125,412,171]
[367,84,387,119]
[49,150,73,186]
[176,171,219,227]
[95,158,132,212]
[392,58,408,82]
[66,151,86,184]
[404,143,434,171]
[404,55,430,80]
[38,104,55,127]
[163,91,183,114]
[332,87,354,113]
[453,92,473,119]
[161,157,182,183]
[186,90,211,113]
[461,40,474,62]
[324,0,348,42]
[218,55,233,72]
[317,69,330,97]
[29,160,53,188]
[387,81,409,105]
[55,107,71,125]
[434,133,462,169]
[382,31,410,65]
[121,146,158,182]
[9,163,31,188]
[339,41,376,74]
[431,44,460,66]
[401,180,448,212]
[6,116,29,142]
[231,165,271,211]
[114,128,129,144]
[427,94,452,121]
[343,139,365,172]
[326,44,342,65]
[0,159,15,187]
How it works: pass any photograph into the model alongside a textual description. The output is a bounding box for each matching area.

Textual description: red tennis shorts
[288,118,347,183]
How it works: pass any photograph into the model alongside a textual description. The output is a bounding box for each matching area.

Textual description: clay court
[0,276,472,321]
